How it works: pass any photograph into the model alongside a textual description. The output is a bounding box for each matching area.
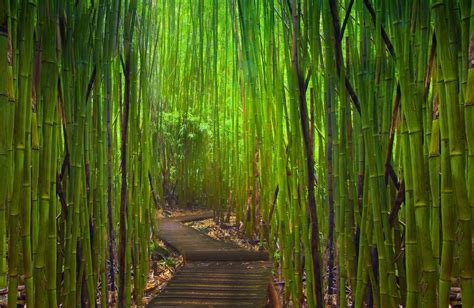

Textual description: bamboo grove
[1,0,474,307]
[0,0,158,306]
[152,0,474,307]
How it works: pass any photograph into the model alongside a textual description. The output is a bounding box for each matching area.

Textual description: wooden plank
[171,211,215,222]
[184,250,269,261]
[151,299,258,307]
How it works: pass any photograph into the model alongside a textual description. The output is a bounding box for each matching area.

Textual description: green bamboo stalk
[119,1,138,306]
[463,2,474,304]
[437,60,456,308]
[433,2,473,306]
[0,0,14,290]
[18,2,36,306]
[34,2,59,306]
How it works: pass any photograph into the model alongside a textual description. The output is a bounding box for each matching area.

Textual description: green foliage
[1,0,155,306]
[151,0,474,307]
[2,1,474,307]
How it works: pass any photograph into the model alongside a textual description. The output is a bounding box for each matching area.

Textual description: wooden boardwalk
[147,213,272,307]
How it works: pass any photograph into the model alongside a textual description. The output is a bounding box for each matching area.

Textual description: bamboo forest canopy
[0,0,473,307]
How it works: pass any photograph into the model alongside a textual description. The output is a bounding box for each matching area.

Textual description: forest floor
[143,207,320,307]
[142,208,276,306]
[141,237,184,305]
[144,208,464,308]
[1,206,464,307]
[184,217,262,251]
[0,208,271,307]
